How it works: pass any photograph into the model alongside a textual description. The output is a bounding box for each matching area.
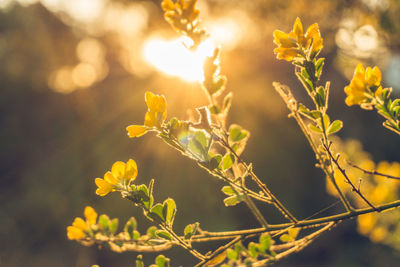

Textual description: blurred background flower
[0,0,399,266]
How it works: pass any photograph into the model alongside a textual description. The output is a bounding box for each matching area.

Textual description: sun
[143,36,215,82]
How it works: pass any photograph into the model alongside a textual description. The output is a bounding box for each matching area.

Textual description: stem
[220,138,298,223]
[323,142,377,210]
[319,109,354,212]
[191,199,400,242]
[194,236,244,267]
[253,222,336,266]
[273,82,354,212]
[347,161,400,180]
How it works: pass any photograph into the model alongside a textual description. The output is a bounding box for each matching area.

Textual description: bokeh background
[1,0,400,266]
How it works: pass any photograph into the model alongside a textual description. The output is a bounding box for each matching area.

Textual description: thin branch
[273,82,354,212]
[194,199,400,239]
[194,236,244,267]
[253,222,337,266]
[347,161,400,180]
[219,137,298,223]
[323,142,377,211]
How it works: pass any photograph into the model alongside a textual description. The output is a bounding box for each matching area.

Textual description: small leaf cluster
[376,88,400,134]
[136,254,170,267]
[222,234,276,266]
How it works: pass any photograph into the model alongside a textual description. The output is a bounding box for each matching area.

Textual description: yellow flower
[145,91,167,115]
[126,91,167,138]
[344,64,382,106]
[67,206,98,240]
[67,226,85,240]
[273,17,323,61]
[365,66,381,87]
[95,159,138,196]
[126,125,147,138]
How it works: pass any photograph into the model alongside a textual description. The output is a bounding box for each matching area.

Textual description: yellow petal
[145,91,157,111]
[273,30,297,48]
[365,66,381,86]
[292,17,303,42]
[111,161,126,180]
[144,111,157,127]
[161,0,175,11]
[95,178,113,196]
[104,171,119,185]
[375,86,383,96]
[67,226,85,240]
[354,64,365,79]
[274,47,299,61]
[84,206,98,225]
[72,217,88,230]
[124,159,138,181]
[145,91,167,113]
[126,125,147,138]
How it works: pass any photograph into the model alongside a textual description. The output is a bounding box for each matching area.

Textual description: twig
[194,236,244,267]
[323,142,378,211]
[347,161,400,180]
[219,137,298,223]
[253,222,337,266]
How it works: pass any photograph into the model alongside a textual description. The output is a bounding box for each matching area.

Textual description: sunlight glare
[143,37,215,82]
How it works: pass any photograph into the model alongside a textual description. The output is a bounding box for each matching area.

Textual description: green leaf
[259,233,271,253]
[162,198,177,226]
[149,204,165,222]
[98,214,110,233]
[110,218,119,235]
[248,242,258,258]
[124,217,137,239]
[226,248,238,260]
[184,224,193,239]
[202,153,222,170]
[187,130,210,162]
[221,153,235,171]
[208,104,221,115]
[223,92,233,114]
[229,124,248,142]
[223,194,245,206]
[315,58,325,78]
[315,86,326,108]
[136,184,150,202]
[156,230,172,240]
[136,255,144,267]
[327,120,343,135]
[221,186,235,196]
[321,114,330,131]
[132,230,140,240]
[310,110,322,119]
[143,195,154,210]
[308,123,322,133]
[147,226,158,238]
[148,179,154,197]
[183,222,199,239]
[155,255,170,267]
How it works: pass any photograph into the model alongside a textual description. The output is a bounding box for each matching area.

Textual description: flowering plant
[67,1,400,265]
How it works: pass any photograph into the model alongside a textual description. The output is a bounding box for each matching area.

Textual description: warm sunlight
[143,37,215,82]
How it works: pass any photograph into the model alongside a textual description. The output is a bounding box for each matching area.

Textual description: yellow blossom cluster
[95,159,138,196]
[344,64,382,106]
[67,206,98,240]
[161,0,199,31]
[273,17,323,61]
[126,91,167,138]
